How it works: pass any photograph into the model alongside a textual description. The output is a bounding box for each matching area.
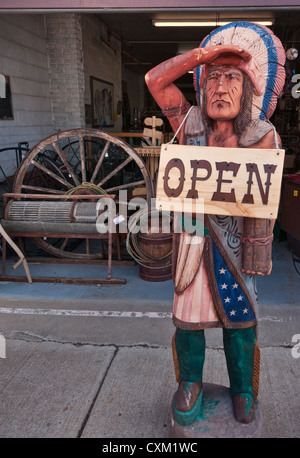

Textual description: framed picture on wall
[90,76,114,127]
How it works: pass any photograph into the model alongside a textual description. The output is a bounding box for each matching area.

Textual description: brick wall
[46,13,85,131]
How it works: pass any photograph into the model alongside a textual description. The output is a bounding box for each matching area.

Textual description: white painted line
[0,307,172,319]
[259,315,283,323]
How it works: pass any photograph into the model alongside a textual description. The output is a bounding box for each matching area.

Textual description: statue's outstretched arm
[145,45,252,139]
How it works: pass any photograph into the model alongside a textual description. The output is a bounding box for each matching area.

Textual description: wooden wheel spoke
[105,180,145,193]
[79,136,86,183]
[21,184,65,195]
[53,141,81,186]
[63,141,80,164]
[60,238,69,251]
[97,156,133,188]
[90,141,110,184]
[31,159,73,189]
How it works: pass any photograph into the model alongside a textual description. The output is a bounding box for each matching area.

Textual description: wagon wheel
[13,128,154,259]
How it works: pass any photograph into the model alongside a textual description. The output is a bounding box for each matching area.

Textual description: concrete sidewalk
[0,241,299,438]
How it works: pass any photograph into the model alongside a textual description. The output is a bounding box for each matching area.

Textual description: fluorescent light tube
[153,20,273,27]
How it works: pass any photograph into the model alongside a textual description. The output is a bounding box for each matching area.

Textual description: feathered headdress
[194,21,286,121]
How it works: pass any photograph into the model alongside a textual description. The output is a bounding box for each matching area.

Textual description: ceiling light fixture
[152,20,273,27]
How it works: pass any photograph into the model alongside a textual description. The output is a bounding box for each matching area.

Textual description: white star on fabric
[224,297,231,303]
[230,309,236,316]
[243,308,249,314]
[219,268,226,274]
[221,283,228,289]
[237,295,243,301]
[232,283,239,289]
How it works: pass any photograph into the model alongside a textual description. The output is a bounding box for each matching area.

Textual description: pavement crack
[76,345,119,438]
[2,332,168,350]
[4,330,50,343]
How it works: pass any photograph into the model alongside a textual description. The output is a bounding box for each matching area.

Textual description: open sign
[156,144,285,219]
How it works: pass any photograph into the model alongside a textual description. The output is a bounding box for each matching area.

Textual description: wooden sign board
[156,144,285,219]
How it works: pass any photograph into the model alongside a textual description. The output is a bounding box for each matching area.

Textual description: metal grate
[7,201,74,222]
[73,202,99,222]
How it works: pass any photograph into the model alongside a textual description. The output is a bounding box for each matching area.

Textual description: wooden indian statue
[145,22,286,425]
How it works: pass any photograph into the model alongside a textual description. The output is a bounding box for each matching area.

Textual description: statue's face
[205,66,244,121]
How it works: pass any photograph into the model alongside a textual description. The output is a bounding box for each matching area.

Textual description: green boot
[173,328,205,426]
[223,327,259,424]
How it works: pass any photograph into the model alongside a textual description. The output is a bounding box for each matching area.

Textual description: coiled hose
[126,208,173,269]
[65,183,107,195]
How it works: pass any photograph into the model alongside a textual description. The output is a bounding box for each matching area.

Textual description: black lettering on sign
[186,160,212,199]
[242,163,277,205]
[163,158,185,197]
[211,161,241,203]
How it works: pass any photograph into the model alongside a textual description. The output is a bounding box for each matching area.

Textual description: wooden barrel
[138,232,172,282]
